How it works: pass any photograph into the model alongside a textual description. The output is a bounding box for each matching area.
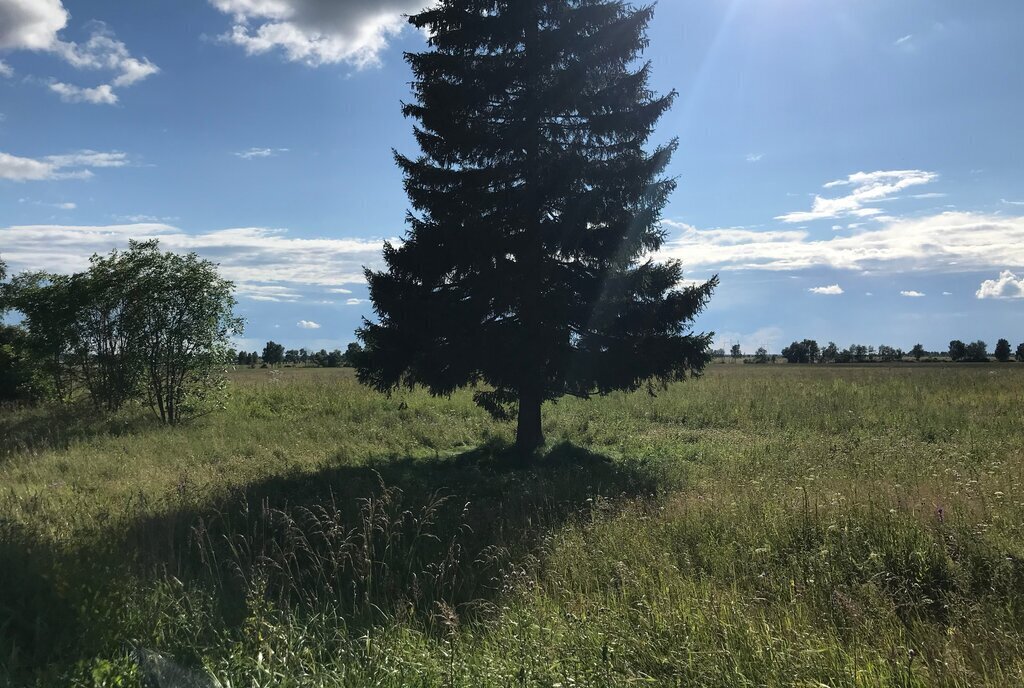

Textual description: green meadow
[2,364,1023,686]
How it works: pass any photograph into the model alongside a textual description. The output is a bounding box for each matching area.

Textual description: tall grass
[1,364,1022,685]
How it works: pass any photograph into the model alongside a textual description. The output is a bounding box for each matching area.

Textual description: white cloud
[976,271,1024,300]
[297,320,321,329]
[0,1,157,105]
[210,0,433,68]
[658,211,1024,274]
[0,0,67,50]
[942,291,952,296]
[911,192,946,199]
[49,81,118,104]
[236,283,302,302]
[17,198,76,209]
[0,152,56,181]
[45,25,159,104]
[51,28,159,84]
[114,214,181,223]
[809,284,843,295]
[6,170,1024,312]
[0,59,12,77]
[1002,199,1024,206]
[900,291,925,298]
[745,153,763,163]
[851,208,883,218]
[895,34,913,46]
[776,170,938,223]
[0,149,127,181]
[234,147,288,159]
[45,150,129,168]
[0,222,390,302]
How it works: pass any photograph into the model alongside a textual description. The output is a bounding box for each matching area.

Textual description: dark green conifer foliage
[357,0,716,454]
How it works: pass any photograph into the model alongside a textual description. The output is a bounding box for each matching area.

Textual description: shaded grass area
[2,442,661,683]
[1,365,1023,685]
[0,400,156,461]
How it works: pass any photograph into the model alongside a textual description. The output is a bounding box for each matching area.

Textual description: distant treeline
[234,341,363,369]
[716,339,1024,364]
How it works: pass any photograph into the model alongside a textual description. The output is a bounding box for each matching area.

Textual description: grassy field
[1,364,1022,686]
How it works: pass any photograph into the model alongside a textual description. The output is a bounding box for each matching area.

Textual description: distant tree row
[948,339,1024,363]
[722,338,1024,364]
[0,242,241,423]
[233,342,363,369]
[714,346,776,364]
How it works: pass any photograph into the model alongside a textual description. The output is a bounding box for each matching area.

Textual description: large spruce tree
[358,0,716,454]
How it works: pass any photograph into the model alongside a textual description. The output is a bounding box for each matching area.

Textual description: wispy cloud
[776,170,938,223]
[895,34,913,47]
[713,327,783,354]
[900,290,925,298]
[0,149,128,181]
[0,60,12,78]
[17,197,76,210]
[1002,199,1024,206]
[976,271,1024,300]
[112,214,178,223]
[745,153,763,163]
[809,284,843,295]
[0,222,390,302]
[236,283,302,302]
[49,81,118,105]
[50,25,160,104]
[1,152,69,182]
[659,211,1024,274]
[0,1,158,105]
[45,150,130,168]
[51,27,159,87]
[234,147,289,160]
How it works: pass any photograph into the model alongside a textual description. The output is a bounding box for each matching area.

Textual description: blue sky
[2,0,1023,354]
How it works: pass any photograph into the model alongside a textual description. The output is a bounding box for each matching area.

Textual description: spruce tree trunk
[514,5,545,461]
[515,385,544,457]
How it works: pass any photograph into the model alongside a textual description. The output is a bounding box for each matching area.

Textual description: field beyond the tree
[2,364,1023,686]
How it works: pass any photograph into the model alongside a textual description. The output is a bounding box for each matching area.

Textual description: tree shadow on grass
[0,401,154,460]
[124,440,665,627]
[0,520,67,676]
[1,441,665,681]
